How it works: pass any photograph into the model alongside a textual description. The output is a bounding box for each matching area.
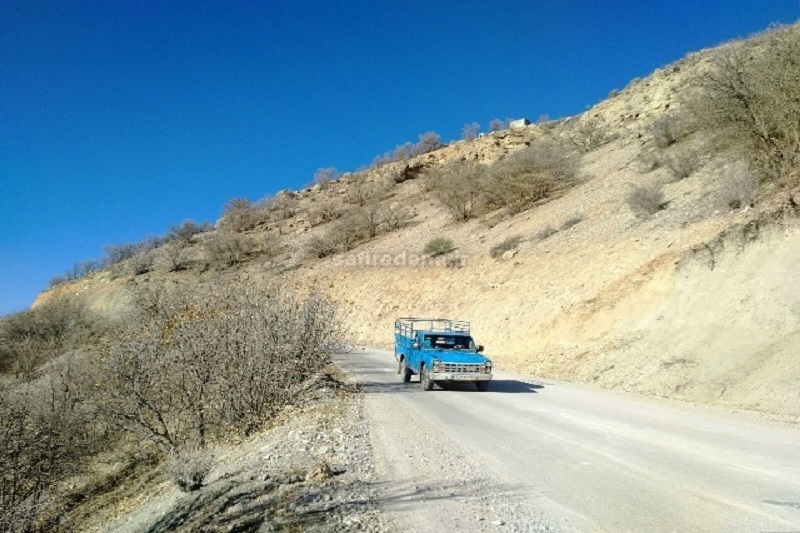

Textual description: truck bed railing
[395,317,471,338]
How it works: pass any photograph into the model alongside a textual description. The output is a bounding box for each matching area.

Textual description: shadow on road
[355,378,544,395]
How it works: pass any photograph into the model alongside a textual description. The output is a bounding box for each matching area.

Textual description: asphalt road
[335,347,800,533]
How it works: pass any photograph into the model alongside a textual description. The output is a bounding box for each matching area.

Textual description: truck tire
[421,366,434,391]
[401,361,412,383]
[475,381,490,392]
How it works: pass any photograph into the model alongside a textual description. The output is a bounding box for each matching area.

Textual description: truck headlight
[484,361,492,374]
[432,358,441,372]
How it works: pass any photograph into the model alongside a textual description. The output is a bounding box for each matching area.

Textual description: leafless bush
[103,241,142,266]
[0,356,100,531]
[694,26,800,186]
[370,132,442,169]
[308,201,344,227]
[384,204,412,231]
[489,119,507,132]
[99,283,344,448]
[0,296,96,379]
[167,219,209,243]
[429,161,486,221]
[346,178,386,206]
[490,235,522,258]
[665,145,704,181]
[636,150,663,173]
[218,198,266,232]
[314,167,341,188]
[484,137,579,214]
[649,112,692,149]
[569,116,615,153]
[462,122,480,141]
[129,250,155,275]
[307,234,338,258]
[169,444,214,492]
[332,209,378,251]
[627,183,666,217]
[423,236,455,256]
[49,275,67,288]
[67,259,101,280]
[416,131,442,153]
[308,201,411,257]
[204,231,257,269]
[156,240,191,272]
[721,163,758,209]
[263,192,298,222]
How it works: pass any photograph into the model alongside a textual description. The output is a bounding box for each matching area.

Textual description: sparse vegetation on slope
[0,280,345,530]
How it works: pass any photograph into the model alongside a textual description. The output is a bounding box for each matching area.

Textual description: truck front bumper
[430,372,492,381]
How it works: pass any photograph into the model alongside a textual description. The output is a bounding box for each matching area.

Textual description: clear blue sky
[1,1,798,314]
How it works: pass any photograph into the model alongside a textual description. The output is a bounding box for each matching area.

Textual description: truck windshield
[424,335,475,350]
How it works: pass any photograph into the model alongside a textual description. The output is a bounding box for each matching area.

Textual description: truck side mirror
[476,345,484,353]
[413,342,420,349]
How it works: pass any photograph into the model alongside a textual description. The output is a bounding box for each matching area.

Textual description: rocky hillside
[41,24,800,420]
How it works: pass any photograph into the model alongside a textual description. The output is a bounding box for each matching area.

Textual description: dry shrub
[0,296,96,379]
[167,219,209,243]
[263,193,298,222]
[346,177,388,206]
[156,240,192,272]
[0,356,100,531]
[462,122,480,141]
[627,183,666,217]
[218,198,267,232]
[649,112,692,149]
[490,235,522,258]
[313,167,341,188]
[99,283,344,450]
[307,234,338,259]
[307,204,412,257]
[423,236,455,256]
[169,445,214,492]
[568,116,615,153]
[694,25,800,186]
[665,145,704,181]
[721,163,758,209]
[204,231,258,269]
[428,161,486,221]
[308,201,344,227]
[484,137,579,214]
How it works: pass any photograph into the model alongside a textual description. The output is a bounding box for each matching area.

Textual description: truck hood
[421,349,490,364]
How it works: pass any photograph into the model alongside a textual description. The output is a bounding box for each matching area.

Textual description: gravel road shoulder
[95,368,391,533]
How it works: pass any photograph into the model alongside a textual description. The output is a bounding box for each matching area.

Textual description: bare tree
[462,122,480,141]
[429,161,486,221]
[416,131,441,153]
[314,167,341,188]
[489,119,507,132]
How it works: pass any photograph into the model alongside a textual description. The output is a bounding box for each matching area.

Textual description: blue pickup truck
[394,318,493,391]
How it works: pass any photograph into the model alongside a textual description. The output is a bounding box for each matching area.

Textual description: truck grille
[443,363,482,373]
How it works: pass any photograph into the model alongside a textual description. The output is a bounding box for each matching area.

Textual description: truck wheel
[421,366,434,391]
[401,361,412,383]
[475,381,490,392]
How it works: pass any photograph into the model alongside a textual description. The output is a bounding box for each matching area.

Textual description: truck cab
[394,318,493,391]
